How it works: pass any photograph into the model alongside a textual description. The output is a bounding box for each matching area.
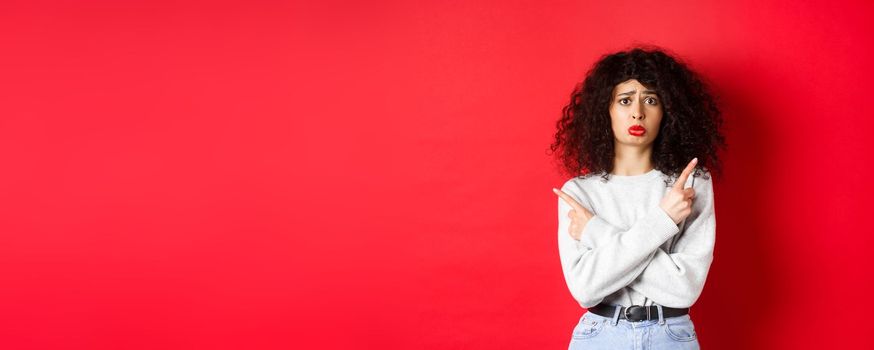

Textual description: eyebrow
[617,89,658,96]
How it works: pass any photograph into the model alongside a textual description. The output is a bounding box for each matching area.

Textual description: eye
[646,97,659,105]
[618,98,630,105]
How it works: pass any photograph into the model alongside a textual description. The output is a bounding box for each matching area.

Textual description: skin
[551,79,698,240]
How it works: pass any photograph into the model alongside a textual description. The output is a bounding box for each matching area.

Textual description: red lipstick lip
[628,125,646,136]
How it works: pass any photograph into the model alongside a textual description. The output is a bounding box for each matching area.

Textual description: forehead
[612,79,657,95]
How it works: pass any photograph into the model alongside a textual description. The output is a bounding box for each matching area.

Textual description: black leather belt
[588,303,689,322]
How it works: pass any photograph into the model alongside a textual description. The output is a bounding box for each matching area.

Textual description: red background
[1,0,872,349]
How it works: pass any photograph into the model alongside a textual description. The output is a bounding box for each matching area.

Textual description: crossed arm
[556,176,716,308]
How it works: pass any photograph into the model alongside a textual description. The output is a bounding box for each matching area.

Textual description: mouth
[628,125,646,136]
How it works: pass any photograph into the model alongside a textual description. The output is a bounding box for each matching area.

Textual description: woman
[549,46,726,349]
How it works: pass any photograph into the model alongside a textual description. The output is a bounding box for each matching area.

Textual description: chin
[621,138,651,146]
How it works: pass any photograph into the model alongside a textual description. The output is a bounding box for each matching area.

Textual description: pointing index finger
[673,158,698,190]
[552,188,586,213]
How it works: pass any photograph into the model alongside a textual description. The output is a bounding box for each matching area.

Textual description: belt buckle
[624,305,650,322]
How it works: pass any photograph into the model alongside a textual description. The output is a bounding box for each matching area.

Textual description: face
[609,79,663,148]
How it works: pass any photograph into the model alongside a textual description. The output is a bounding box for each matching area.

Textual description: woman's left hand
[553,188,594,240]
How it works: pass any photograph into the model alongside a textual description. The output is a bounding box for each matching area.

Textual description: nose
[632,100,645,120]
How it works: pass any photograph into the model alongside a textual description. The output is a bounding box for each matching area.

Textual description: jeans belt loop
[612,305,622,326]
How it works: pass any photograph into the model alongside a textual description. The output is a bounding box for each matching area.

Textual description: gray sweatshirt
[556,168,716,309]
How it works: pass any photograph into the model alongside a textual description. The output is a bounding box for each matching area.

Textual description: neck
[611,144,654,176]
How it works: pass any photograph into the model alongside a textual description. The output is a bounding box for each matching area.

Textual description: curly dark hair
[548,45,727,185]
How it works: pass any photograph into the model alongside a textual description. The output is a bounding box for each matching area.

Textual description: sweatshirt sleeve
[625,174,717,308]
[557,180,681,308]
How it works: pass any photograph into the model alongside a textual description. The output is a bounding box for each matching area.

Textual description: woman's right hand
[553,188,594,241]
[659,158,698,224]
